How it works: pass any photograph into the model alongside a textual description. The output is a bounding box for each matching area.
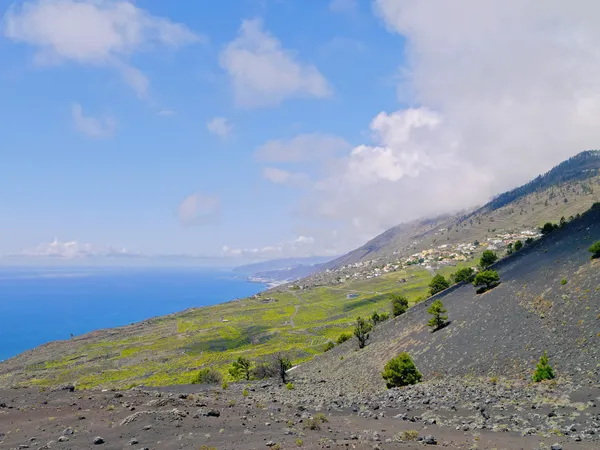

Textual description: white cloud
[329,0,358,14]
[206,117,233,139]
[219,18,331,108]
[262,167,310,188]
[255,133,350,163]
[19,238,136,259]
[71,103,116,138]
[157,109,176,117]
[178,193,220,226]
[2,0,200,97]
[268,0,600,253]
[221,234,334,259]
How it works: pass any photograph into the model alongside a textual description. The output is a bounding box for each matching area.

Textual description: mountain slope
[313,150,600,280]
[293,204,600,395]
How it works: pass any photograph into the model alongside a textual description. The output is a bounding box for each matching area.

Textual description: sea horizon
[0,266,266,362]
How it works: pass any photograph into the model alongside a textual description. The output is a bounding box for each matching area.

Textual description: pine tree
[381,353,422,388]
[532,351,555,382]
[354,316,372,349]
[391,294,409,317]
[427,300,448,331]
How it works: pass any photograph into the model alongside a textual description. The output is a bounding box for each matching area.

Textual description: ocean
[0,267,265,362]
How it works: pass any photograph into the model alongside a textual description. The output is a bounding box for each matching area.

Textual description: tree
[371,310,381,326]
[473,270,500,293]
[229,356,252,381]
[271,353,292,383]
[381,353,422,388]
[532,351,555,382]
[541,222,556,235]
[428,274,450,296]
[479,250,498,268]
[506,243,514,255]
[559,216,567,228]
[427,300,448,331]
[453,267,475,284]
[391,294,409,317]
[513,240,523,251]
[589,240,600,259]
[353,316,372,349]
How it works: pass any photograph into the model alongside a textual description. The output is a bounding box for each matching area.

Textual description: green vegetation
[452,267,475,284]
[473,270,500,293]
[561,278,568,285]
[533,351,555,382]
[514,240,523,251]
[479,250,498,268]
[272,353,292,383]
[381,353,422,388]
[427,300,448,331]
[541,222,558,235]
[286,382,294,390]
[353,316,372,349]
[399,430,419,441]
[428,274,450,296]
[589,240,600,259]
[391,293,409,317]
[191,368,222,385]
[323,341,335,352]
[229,356,252,381]
[336,332,352,344]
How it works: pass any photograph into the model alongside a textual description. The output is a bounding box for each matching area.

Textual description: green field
[11,267,436,389]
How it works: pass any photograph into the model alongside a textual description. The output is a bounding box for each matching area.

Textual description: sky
[2,0,600,265]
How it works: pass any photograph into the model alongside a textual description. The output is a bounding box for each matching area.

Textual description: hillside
[308,151,600,286]
[290,204,600,398]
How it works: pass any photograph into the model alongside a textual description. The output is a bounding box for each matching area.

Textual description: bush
[452,267,475,284]
[427,300,448,331]
[229,356,252,381]
[272,353,292,383]
[286,382,294,390]
[473,270,500,293]
[323,341,335,352]
[242,389,249,397]
[479,250,498,268]
[514,240,523,251]
[191,368,223,385]
[399,430,419,441]
[561,278,567,285]
[533,351,555,382]
[379,312,390,322]
[391,294,409,317]
[336,332,352,344]
[589,240,600,259]
[428,274,450,296]
[251,361,273,380]
[221,380,229,390]
[381,353,422,388]
[354,316,372,349]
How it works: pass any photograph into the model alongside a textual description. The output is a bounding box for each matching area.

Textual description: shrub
[514,240,523,251]
[428,274,450,296]
[229,356,252,381]
[353,316,372,349]
[272,353,292,383]
[561,278,567,285]
[242,389,249,397]
[589,240,600,259]
[251,361,273,380]
[296,438,303,447]
[399,430,419,441]
[479,250,498,268]
[391,294,409,317]
[533,351,555,382]
[286,382,294,390]
[336,332,352,344]
[473,270,500,293]
[191,368,223,385]
[525,237,534,245]
[381,353,422,388]
[379,312,390,322]
[427,300,448,331]
[324,341,335,352]
[452,267,475,283]
[221,380,229,390]
[314,413,328,423]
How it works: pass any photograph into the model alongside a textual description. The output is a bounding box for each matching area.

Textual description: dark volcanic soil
[1,380,599,449]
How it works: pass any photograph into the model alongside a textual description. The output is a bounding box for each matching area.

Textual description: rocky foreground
[1,375,599,450]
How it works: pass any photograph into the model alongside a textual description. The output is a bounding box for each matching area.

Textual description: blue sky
[2,0,600,263]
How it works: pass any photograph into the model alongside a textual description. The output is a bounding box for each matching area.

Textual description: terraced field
[0,267,434,389]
